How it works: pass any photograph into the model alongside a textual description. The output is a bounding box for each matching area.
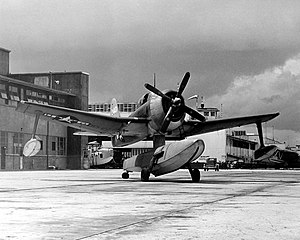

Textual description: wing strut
[254,121,277,160]
[32,111,42,138]
[256,121,265,148]
[140,134,166,181]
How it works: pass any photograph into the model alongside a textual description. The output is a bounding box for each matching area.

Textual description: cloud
[261,95,282,104]
[2,0,300,52]
[207,53,300,144]
[1,0,300,144]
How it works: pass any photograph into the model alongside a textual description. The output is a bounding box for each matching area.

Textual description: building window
[0,83,8,100]
[57,137,66,155]
[88,103,138,113]
[204,112,209,116]
[51,137,66,155]
[49,95,65,105]
[9,85,20,101]
[232,139,250,149]
[0,131,8,148]
[12,133,23,155]
[0,92,7,99]
[25,89,49,104]
[52,141,56,151]
[250,143,256,150]
[20,88,24,100]
[37,92,47,99]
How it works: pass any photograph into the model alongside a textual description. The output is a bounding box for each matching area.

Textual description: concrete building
[0,47,88,170]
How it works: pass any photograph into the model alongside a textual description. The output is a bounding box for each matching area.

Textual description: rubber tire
[191,169,200,183]
[122,172,129,179]
[141,168,150,182]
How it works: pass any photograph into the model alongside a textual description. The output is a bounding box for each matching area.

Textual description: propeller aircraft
[253,145,300,169]
[16,72,279,182]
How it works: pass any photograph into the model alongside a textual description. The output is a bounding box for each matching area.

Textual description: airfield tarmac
[0,169,299,240]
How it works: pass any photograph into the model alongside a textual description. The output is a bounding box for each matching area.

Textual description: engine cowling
[148,91,186,134]
[144,72,206,135]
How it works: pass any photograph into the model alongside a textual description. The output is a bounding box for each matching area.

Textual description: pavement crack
[75,182,284,240]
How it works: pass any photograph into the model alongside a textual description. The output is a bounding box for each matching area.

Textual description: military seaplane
[16,72,279,182]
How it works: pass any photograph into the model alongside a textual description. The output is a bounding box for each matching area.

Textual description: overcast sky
[1,0,300,145]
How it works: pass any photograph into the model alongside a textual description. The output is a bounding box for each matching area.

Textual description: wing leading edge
[16,101,150,136]
[172,112,280,137]
[16,102,279,139]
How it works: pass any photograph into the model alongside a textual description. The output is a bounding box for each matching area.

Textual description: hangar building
[0,47,88,170]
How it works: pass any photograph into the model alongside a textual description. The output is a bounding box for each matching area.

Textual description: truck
[203,158,219,171]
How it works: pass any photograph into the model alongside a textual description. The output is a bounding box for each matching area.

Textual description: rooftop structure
[89,102,138,114]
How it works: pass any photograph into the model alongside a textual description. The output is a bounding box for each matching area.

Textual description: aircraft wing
[16,101,150,136]
[171,112,280,137]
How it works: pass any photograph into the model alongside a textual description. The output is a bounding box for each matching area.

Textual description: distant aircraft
[16,72,279,182]
[84,141,114,168]
[254,145,300,169]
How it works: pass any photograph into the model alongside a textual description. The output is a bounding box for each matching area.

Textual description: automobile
[203,158,219,171]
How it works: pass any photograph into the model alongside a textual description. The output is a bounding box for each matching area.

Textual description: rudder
[110,98,120,117]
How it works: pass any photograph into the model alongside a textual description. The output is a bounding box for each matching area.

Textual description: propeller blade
[144,83,172,101]
[160,106,175,133]
[184,105,206,122]
[177,72,190,96]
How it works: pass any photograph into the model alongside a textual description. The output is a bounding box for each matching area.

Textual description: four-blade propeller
[145,72,206,133]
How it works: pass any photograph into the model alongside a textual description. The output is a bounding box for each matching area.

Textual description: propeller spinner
[145,72,206,133]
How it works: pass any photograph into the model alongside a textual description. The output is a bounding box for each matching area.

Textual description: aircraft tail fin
[110,98,120,117]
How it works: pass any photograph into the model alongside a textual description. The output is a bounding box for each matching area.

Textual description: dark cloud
[1,0,300,144]
[261,95,282,104]
[207,54,300,144]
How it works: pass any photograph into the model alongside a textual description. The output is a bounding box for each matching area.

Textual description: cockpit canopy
[137,93,149,108]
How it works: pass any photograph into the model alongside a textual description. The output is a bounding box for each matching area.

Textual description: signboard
[34,76,49,87]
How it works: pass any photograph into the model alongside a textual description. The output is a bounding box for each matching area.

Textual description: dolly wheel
[122,172,129,179]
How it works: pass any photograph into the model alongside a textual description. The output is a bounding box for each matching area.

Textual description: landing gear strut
[141,168,151,181]
[140,144,164,182]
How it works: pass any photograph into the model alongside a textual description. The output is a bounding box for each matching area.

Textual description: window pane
[52,142,56,151]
